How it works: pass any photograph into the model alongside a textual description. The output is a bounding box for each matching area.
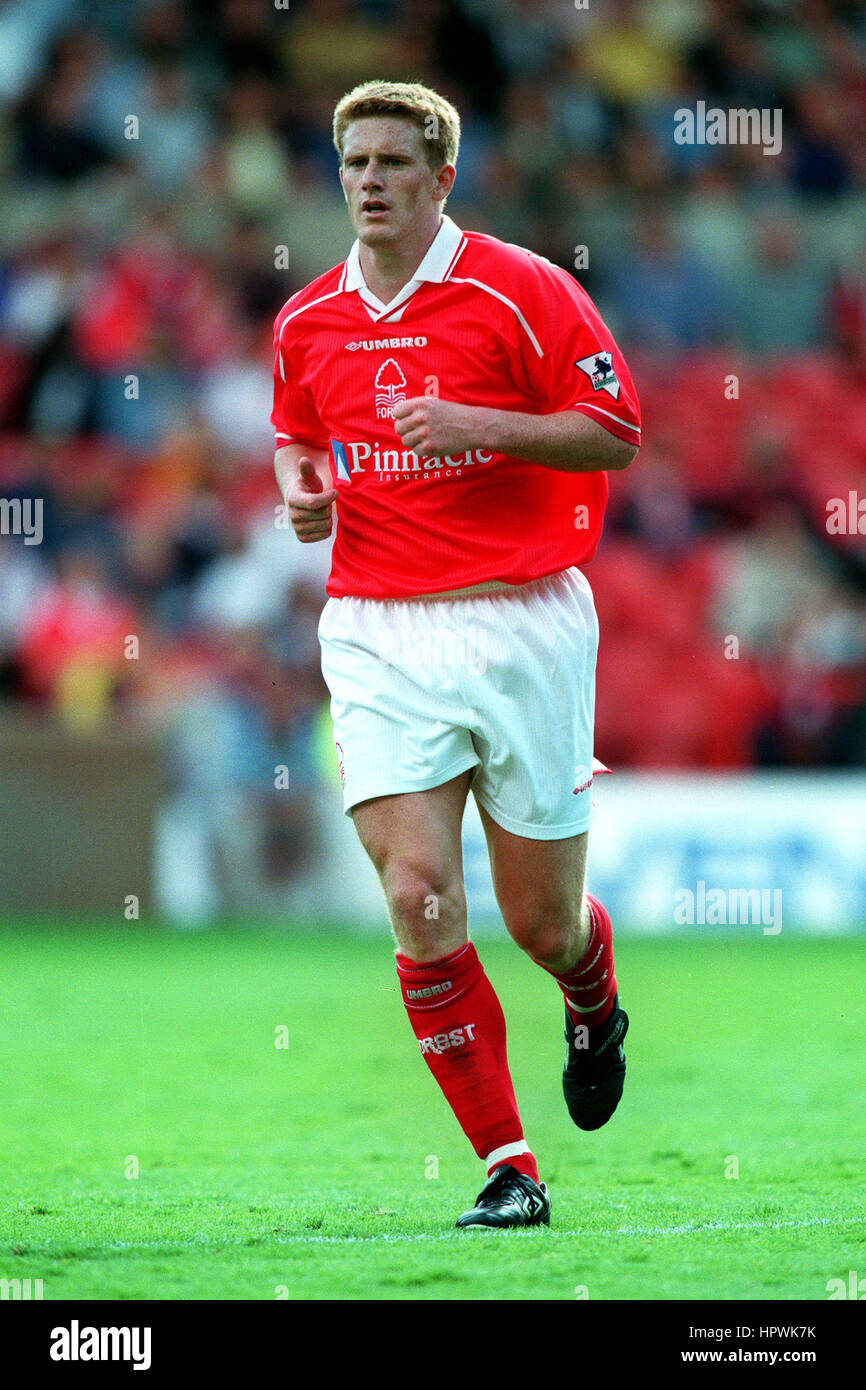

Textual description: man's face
[339,117,452,248]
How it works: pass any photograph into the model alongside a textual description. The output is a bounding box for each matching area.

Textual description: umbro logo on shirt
[345,336,428,351]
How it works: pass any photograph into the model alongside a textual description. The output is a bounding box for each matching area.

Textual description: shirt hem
[327,561,592,602]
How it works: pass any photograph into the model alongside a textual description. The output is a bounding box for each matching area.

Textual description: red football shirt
[272,215,640,598]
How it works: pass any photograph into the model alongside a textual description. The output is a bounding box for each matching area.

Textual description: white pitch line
[90,1212,865,1254]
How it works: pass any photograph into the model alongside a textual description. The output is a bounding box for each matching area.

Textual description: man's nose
[362,163,385,186]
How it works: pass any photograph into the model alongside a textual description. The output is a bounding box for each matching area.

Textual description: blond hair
[333,80,461,172]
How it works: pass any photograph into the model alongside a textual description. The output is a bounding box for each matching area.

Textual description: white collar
[343,214,465,320]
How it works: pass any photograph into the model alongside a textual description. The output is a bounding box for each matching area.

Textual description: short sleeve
[518,256,641,448]
[271,322,329,448]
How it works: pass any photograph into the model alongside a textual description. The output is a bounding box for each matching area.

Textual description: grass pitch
[0,923,863,1300]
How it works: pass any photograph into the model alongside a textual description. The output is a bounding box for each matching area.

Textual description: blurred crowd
[1,0,865,906]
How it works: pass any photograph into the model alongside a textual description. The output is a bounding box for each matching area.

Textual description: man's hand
[392,397,490,457]
[285,457,338,543]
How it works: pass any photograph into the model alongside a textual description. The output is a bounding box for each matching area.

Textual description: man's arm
[392,398,638,472]
[482,406,638,471]
[275,442,337,543]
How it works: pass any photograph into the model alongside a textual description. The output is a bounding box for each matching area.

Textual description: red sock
[542,893,617,1028]
[396,942,539,1183]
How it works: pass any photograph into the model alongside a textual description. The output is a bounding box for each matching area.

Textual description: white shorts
[318,566,600,840]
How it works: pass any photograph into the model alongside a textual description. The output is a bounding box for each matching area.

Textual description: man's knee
[503,895,585,967]
[385,861,462,930]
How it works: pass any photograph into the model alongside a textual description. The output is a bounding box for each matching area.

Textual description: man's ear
[433,163,456,205]
[339,167,347,201]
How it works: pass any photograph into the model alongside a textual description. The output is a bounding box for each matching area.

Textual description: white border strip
[448,276,545,357]
[484,1140,531,1169]
[277,287,345,340]
[576,402,641,435]
[98,1213,864,1253]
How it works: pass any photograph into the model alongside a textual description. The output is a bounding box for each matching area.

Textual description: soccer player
[272,81,640,1229]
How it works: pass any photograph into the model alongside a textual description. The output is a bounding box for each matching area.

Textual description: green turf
[0,923,863,1300]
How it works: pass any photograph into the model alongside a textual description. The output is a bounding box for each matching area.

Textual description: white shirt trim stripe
[447,276,544,357]
[278,287,346,340]
[443,236,468,279]
[273,432,328,446]
[576,402,641,435]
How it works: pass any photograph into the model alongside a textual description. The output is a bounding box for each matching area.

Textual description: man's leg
[477,813,592,971]
[477,806,627,1128]
[352,771,541,1183]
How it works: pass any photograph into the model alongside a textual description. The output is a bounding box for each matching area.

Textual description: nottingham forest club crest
[574,350,620,399]
[374,358,407,419]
